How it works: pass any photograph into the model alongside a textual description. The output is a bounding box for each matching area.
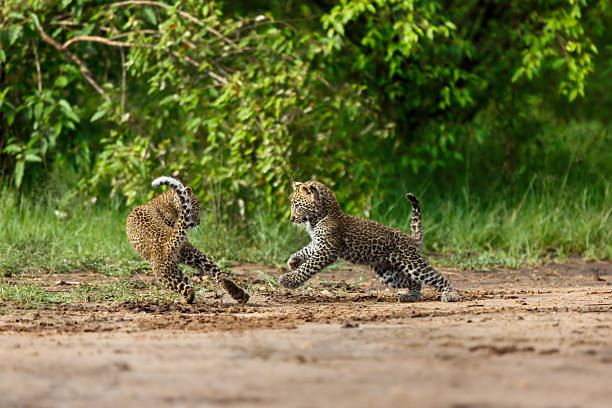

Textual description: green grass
[376,178,611,269]
[72,280,140,303]
[0,123,610,277]
[0,174,609,278]
[0,188,144,278]
[0,281,74,308]
[0,278,189,309]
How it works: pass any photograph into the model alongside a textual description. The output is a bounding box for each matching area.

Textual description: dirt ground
[1,260,611,408]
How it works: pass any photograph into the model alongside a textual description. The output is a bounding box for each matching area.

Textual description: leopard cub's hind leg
[179,242,249,303]
[374,265,422,302]
[385,248,461,302]
[154,262,195,304]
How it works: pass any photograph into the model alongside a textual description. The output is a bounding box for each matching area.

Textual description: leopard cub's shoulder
[146,186,200,228]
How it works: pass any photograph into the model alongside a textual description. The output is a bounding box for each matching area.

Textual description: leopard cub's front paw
[278,273,301,289]
[441,289,462,302]
[287,257,301,271]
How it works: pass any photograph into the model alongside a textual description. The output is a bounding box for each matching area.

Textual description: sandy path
[1,261,611,407]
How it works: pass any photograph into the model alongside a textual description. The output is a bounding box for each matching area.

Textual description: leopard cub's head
[290,180,339,225]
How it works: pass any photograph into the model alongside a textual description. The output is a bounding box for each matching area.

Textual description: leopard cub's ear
[293,181,303,190]
[303,184,320,201]
[185,186,193,194]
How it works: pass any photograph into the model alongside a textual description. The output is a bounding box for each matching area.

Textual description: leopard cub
[280,181,461,302]
[126,176,249,304]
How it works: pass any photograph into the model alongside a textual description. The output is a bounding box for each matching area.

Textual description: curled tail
[405,193,423,248]
[152,176,191,252]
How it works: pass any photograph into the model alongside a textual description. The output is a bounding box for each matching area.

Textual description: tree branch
[63,35,133,49]
[111,0,240,49]
[171,51,228,85]
[111,30,158,40]
[62,29,230,87]
[120,47,126,113]
[31,39,42,96]
[35,23,110,100]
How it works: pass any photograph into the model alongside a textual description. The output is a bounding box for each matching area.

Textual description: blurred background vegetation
[1,0,611,273]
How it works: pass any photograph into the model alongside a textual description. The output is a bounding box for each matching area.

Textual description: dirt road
[1,261,611,407]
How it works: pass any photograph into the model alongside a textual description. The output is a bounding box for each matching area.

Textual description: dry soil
[1,260,611,408]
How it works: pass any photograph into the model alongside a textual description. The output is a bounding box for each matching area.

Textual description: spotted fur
[281,181,461,302]
[126,176,249,304]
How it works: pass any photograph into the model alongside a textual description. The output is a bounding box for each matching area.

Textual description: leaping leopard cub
[126,176,249,304]
[280,181,461,302]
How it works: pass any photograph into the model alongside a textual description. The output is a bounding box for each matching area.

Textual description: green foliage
[2,0,610,212]
[317,0,605,175]
[0,0,611,267]
[1,0,386,214]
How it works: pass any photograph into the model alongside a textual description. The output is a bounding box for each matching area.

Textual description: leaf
[332,20,345,36]
[444,21,457,30]
[90,110,106,122]
[8,25,23,46]
[29,13,41,30]
[25,153,42,162]
[8,12,25,20]
[14,160,25,188]
[426,27,435,40]
[54,76,69,88]
[511,67,524,83]
[3,143,22,154]
[0,86,10,104]
[58,99,80,122]
[143,7,157,26]
[0,50,5,63]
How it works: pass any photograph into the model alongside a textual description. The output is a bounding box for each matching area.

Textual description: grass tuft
[0,281,73,309]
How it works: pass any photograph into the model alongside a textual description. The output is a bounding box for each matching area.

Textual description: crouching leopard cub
[126,176,249,304]
[280,181,461,302]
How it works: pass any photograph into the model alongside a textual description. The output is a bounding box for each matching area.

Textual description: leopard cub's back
[126,182,199,262]
[339,213,418,265]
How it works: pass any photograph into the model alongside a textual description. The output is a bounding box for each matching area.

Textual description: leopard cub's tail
[405,193,423,248]
[152,176,191,249]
